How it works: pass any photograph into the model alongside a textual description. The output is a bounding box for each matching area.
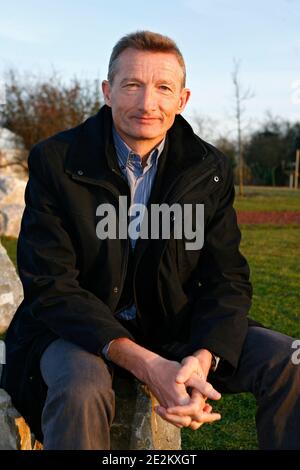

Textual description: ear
[102,80,112,106]
[176,88,191,115]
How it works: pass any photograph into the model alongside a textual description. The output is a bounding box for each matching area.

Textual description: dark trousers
[39,326,300,450]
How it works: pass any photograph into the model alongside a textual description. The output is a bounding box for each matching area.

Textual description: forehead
[115,48,183,82]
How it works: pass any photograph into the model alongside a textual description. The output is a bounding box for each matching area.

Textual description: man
[1,31,299,450]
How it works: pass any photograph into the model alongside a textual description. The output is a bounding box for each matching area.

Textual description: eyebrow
[120,77,177,88]
[157,79,177,88]
[120,77,142,85]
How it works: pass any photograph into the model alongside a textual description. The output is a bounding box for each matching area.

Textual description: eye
[159,85,172,92]
[124,83,139,89]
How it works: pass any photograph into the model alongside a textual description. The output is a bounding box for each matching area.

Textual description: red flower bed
[237,211,300,224]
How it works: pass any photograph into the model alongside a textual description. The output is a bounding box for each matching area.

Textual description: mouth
[133,116,160,123]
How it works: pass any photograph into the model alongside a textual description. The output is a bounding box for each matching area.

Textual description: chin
[133,132,162,141]
[131,126,164,140]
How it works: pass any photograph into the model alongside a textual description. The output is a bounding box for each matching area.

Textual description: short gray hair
[108,30,186,87]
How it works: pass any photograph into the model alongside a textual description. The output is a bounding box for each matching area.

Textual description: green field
[234,185,300,212]
[1,186,300,449]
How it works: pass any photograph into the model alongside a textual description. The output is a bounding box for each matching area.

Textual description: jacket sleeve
[188,155,252,373]
[17,142,135,356]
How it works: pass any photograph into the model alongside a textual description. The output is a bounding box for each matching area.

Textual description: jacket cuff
[102,339,118,361]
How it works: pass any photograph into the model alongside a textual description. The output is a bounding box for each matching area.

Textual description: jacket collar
[64,104,210,186]
[64,104,121,181]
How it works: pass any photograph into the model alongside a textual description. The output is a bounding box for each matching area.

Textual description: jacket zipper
[155,164,221,324]
[71,171,131,312]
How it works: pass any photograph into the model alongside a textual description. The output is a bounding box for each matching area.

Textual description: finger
[186,376,221,401]
[176,357,200,383]
[203,403,212,413]
[193,411,221,423]
[166,390,205,416]
[155,406,192,428]
[189,420,204,431]
[187,409,221,431]
[166,403,220,421]
[160,383,191,408]
[166,400,204,416]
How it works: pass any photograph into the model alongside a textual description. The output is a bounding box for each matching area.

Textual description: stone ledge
[0,388,42,450]
[111,374,181,450]
[0,375,181,450]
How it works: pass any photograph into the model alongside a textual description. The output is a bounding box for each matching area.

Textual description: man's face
[102,48,190,145]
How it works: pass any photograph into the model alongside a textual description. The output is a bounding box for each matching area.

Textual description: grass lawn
[234,185,300,212]
[1,236,18,269]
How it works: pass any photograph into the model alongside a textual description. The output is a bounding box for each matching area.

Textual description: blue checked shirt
[101,126,165,359]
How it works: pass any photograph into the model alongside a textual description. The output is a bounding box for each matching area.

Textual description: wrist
[108,337,161,383]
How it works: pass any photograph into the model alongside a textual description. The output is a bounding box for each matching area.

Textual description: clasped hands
[149,353,222,430]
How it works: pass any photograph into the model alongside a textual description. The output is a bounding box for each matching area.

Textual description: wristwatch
[210,352,220,372]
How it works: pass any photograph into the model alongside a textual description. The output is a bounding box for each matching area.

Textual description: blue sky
[0,0,299,139]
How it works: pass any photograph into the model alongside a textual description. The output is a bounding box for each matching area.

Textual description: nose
[138,86,157,113]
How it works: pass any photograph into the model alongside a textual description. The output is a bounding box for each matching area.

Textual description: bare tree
[0,148,28,171]
[1,69,103,173]
[191,112,220,143]
[232,59,254,196]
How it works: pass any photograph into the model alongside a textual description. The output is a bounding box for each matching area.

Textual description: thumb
[186,375,221,401]
[176,363,195,384]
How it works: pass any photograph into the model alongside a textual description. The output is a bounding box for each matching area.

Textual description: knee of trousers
[254,331,300,399]
[43,361,115,425]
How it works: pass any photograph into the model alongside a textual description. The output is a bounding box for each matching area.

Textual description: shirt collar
[112,125,165,171]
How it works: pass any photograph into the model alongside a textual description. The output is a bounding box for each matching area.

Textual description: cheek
[159,97,181,115]
[111,94,136,114]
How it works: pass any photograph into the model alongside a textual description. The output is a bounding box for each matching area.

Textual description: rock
[0,175,27,205]
[0,240,23,334]
[0,128,27,180]
[0,150,28,180]
[111,374,181,450]
[0,203,25,238]
[0,128,24,150]
[0,175,26,238]
[0,389,42,450]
